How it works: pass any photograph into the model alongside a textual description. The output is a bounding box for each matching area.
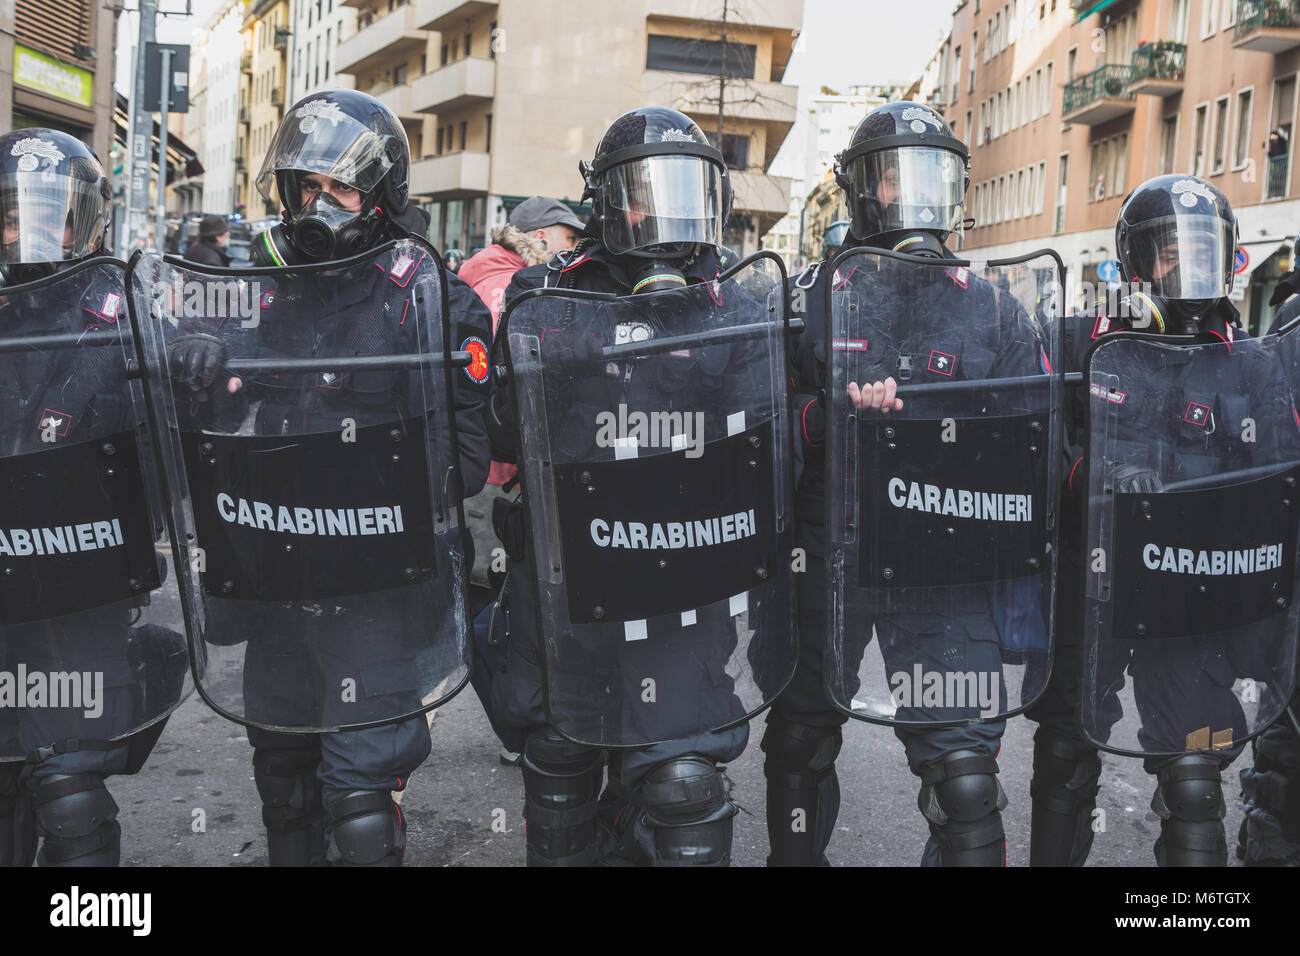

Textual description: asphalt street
[110,661,1249,867]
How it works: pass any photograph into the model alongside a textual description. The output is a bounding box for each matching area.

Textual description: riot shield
[128,239,470,732]
[825,248,1063,726]
[501,251,796,747]
[0,257,190,763]
[1083,330,1300,757]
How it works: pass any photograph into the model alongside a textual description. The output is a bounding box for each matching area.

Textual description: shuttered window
[16,0,92,62]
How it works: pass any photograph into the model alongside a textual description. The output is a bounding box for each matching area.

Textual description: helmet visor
[843,147,966,237]
[0,174,106,264]
[1126,214,1234,300]
[254,101,404,208]
[600,155,725,255]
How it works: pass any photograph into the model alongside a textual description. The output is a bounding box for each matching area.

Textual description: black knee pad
[637,755,737,867]
[761,714,843,867]
[1250,720,1300,842]
[252,742,323,866]
[1029,727,1102,867]
[29,774,121,867]
[1152,756,1226,866]
[521,727,603,866]
[918,750,1007,867]
[324,790,405,866]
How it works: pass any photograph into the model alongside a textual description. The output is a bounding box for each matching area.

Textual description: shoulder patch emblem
[462,335,489,383]
[37,407,71,436]
[927,349,955,376]
[1185,401,1211,426]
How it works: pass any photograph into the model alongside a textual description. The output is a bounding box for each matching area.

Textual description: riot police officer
[0,129,186,866]
[765,101,1051,867]
[167,90,492,866]
[483,107,768,866]
[1028,175,1300,866]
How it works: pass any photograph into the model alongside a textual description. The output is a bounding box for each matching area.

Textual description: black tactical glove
[167,332,228,387]
[1110,463,1163,494]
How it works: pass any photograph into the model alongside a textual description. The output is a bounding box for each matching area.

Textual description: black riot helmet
[580,107,732,261]
[822,220,850,260]
[254,90,414,263]
[835,101,969,255]
[0,128,111,286]
[1116,175,1237,330]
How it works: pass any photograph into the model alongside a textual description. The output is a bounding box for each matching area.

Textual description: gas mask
[287,192,384,262]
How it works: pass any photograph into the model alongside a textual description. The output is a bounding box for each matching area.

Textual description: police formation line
[0,92,1297,869]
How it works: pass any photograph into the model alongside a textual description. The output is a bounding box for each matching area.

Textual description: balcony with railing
[1267,154,1290,199]
[409,150,490,199]
[1234,0,1300,52]
[411,57,495,114]
[1127,41,1185,96]
[335,3,428,77]
[414,0,497,33]
[1062,64,1136,125]
[925,89,948,115]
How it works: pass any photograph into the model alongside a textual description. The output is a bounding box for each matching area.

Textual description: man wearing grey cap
[184,214,232,268]
[460,197,585,325]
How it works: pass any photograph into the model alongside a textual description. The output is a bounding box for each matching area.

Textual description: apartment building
[289,0,356,103]
[238,0,292,215]
[333,0,803,255]
[3,0,117,159]
[922,0,1300,334]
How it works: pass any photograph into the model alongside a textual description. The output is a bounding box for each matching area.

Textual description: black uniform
[0,265,184,866]
[1028,299,1300,865]
[199,238,491,863]
[765,247,1047,867]
[479,238,751,864]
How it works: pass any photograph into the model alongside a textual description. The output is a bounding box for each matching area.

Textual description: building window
[1054,153,1068,234]
[1035,160,1046,214]
[490,21,498,59]
[1191,102,1209,177]
[1043,61,1053,116]
[645,34,757,78]
[952,48,961,103]
[965,108,973,146]
[1065,46,1076,82]
[464,32,472,57]
[436,127,443,154]
[1014,168,1024,217]
[1111,133,1127,196]
[1211,95,1230,175]
[1201,0,1219,38]
[451,37,458,58]
[459,121,467,150]
[394,63,407,85]
[1223,0,1238,28]
[1233,88,1253,170]
[485,113,492,153]
[969,32,977,91]
[1159,114,1179,175]
[1170,0,1190,40]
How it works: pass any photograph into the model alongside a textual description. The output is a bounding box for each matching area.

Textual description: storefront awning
[1075,0,1121,21]
[1235,239,1289,287]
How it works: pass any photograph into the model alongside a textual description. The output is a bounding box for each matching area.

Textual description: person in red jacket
[460,196,584,332]
[461,198,585,700]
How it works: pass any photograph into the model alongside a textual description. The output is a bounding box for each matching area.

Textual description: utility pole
[125,0,158,251]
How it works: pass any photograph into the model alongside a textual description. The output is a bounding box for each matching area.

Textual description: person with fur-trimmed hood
[460,197,584,330]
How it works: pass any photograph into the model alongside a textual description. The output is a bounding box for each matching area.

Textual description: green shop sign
[13,44,94,108]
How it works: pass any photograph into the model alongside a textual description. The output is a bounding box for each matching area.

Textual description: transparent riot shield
[825,248,1063,726]
[0,257,190,763]
[501,251,796,747]
[128,239,471,732]
[1083,329,1300,757]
